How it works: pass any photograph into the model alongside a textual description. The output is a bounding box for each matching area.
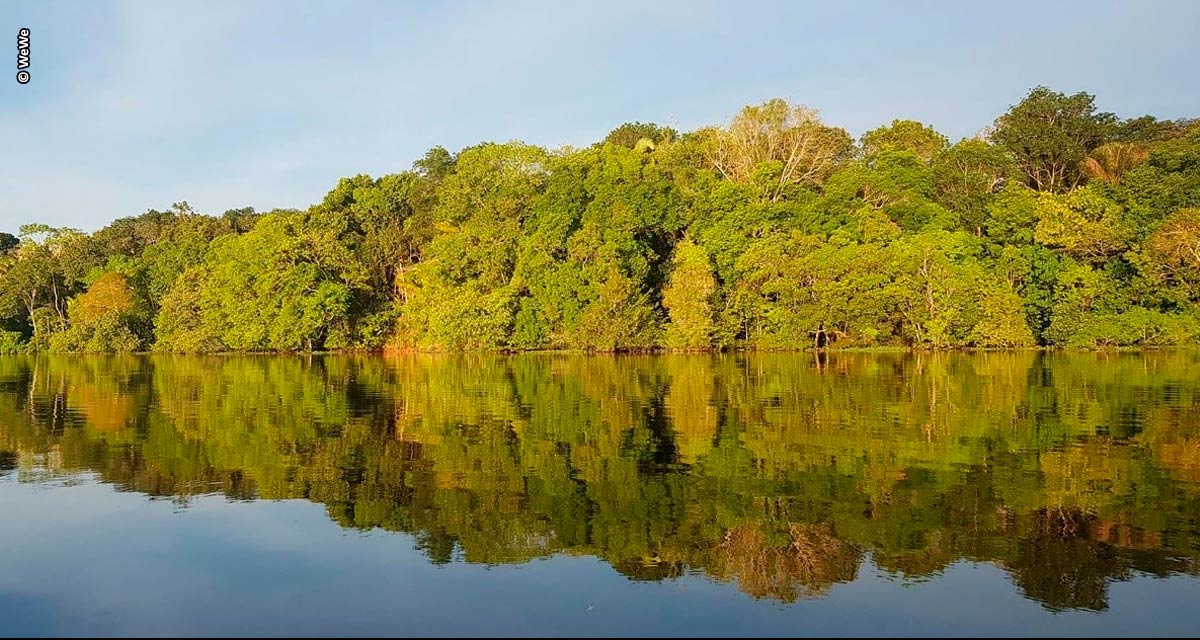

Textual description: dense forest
[3,352,1199,609]
[2,86,1199,353]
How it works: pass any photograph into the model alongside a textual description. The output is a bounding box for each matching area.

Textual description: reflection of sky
[2,473,1199,637]
[1,1,1199,231]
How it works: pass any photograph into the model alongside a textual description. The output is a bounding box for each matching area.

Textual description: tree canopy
[2,88,1198,353]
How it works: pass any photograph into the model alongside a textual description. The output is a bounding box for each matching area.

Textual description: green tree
[0,225,90,333]
[969,279,1037,347]
[1137,208,1200,304]
[395,143,549,350]
[931,139,1019,234]
[200,210,367,351]
[1034,188,1131,261]
[861,119,948,162]
[567,271,660,351]
[0,233,17,254]
[154,267,223,352]
[603,122,679,150]
[992,87,1117,192]
[662,238,717,349]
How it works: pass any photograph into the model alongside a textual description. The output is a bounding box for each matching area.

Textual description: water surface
[2,352,1199,637]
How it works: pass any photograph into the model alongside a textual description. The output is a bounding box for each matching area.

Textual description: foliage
[603,122,679,150]
[662,238,718,349]
[198,211,367,351]
[861,119,948,161]
[3,87,1198,352]
[0,233,17,254]
[1081,142,1149,183]
[1033,187,1132,261]
[153,267,222,353]
[0,330,25,354]
[703,99,853,202]
[992,86,1117,192]
[1141,207,1200,300]
[49,272,148,353]
[931,139,1019,234]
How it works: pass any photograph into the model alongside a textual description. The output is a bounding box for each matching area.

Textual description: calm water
[1,352,1199,637]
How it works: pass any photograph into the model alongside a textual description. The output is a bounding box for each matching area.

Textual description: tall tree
[861,119,948,162]
[603,122,679,150]
[991,86,1117,192]
[705,99,852,202]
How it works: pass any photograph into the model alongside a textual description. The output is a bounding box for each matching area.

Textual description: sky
[1,0,1198,232]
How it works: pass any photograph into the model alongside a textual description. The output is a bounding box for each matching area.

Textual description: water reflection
[1,352,1199,612]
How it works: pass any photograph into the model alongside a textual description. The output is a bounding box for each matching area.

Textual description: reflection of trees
[712,522,861,602]
[1,351,1199,608]
[1007,508,1121,611]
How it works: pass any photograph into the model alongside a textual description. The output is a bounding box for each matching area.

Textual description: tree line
[2,86,1198,353]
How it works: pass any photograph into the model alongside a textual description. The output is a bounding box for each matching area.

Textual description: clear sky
[1,0,1198,232]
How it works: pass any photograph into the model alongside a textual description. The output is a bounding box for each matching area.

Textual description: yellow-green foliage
[3,89,1199,352]
[49,272,146,353]
[663,238,717,349]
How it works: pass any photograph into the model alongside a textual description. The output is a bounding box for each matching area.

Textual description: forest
[1,86,1199,353]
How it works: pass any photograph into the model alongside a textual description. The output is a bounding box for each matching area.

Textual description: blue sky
[1,0,1198,231]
